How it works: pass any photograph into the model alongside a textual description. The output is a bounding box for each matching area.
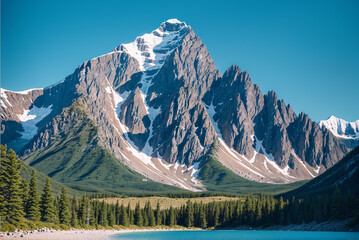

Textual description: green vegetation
[40,178,56,222]
[26,170,41,220]
[1,143,357,232]
[22,108,185,195]
[99,196,240,210]
[58,187,71,225]
[198,142,307,194]
[20,103,307,196]
[19,160,83,196]
[0,146,25,224]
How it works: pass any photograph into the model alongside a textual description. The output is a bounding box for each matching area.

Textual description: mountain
[319,116,359,140]
[319,116,359,149]
[0,19,355,192]
[284,145,359,198]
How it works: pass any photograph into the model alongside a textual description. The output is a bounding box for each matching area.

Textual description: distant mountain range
[1,19,358,193]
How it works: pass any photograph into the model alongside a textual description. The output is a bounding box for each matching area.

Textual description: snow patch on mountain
[188,162,200,178]
[119,19,188,72]
[252,135,293,178]
[1,89,11,108]
[314,165,321,174]
[2,88,43,95]
[114,19,190,157]
[319,115,359,140]
[205,103,223,140]
[291,148,316,178]
[17,105,53,140]
[204,102,267,178]
[106,80,158,170]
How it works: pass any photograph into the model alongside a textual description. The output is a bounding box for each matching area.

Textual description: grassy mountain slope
[20,161,83,196]
[198,143,307,195]
[284,145,359,198]
[23,106,185,195]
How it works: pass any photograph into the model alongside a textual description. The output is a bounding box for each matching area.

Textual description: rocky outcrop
[146,27,220,164]
[205,64,349,174]
[120,87,150,150]
[21,102,89,157]
[287,113,348,168]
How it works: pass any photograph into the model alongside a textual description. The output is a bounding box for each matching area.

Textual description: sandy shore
[1,220,357,239]
[0,228,187,240]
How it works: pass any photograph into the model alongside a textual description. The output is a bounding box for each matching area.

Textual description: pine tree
[20,178,29,216]
[89,201,96,226]
[213,204,220,227]
[0,147,25,224]
[78,196,88,226]
[147,201,155,227]
[278,196,285,225]
[134,202,143,227]
[115,201,120,225]
[0,145,7,218]
[99,201,108,226]
[155,202,162,225]
[185,200,194,227]
[255,199,262,225]
[119,204,129,226]
[127,203,134,225]
[142,208,149,227]
[40,178,56,222]
[223,203,230,225]
[162,209,166,225]
[71,208,78,227]
[331,185,343,219]
[246,196,255,225]
[58,187,71,225]
[199,206,207,229]
[169,206,175,226]
[27,170,41,220]
[108,205,116,227]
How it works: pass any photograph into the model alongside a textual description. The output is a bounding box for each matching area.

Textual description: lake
[110,230,359,240]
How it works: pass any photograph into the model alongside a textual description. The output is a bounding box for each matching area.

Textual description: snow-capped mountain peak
[114,19,189,72]
[159,19,187,32]
[319,115,359,139]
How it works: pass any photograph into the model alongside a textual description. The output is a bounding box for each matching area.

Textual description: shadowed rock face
[206,65,349,172]
[146,28,220,164]
[0,19,356,188]
[120,87,150,150]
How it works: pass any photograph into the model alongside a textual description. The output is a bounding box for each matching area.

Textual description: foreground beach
[1,220,357,240]
[0,228,188,240]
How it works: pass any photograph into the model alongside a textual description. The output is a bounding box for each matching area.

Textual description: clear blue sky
[1,0,358,122]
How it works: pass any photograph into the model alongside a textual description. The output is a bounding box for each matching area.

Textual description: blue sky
[1,0,358,122]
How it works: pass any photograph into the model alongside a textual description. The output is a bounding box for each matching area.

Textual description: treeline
[88,192,241,199]
[1,145,358,231]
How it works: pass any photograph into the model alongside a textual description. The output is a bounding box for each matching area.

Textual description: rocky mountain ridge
[0,19,356,191]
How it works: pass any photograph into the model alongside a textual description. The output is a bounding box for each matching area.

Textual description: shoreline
[0,227,195,240]
[224,219,357,232]
[1,220,357,239]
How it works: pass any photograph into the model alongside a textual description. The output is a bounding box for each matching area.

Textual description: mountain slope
[203,66,349,183]
[0,19,356,192]
[284,145,359,198]
[19,160,84,196]
[22,102,185,194]
[198,142,307,194]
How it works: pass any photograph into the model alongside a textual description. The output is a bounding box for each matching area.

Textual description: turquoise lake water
[110,230,359,240]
